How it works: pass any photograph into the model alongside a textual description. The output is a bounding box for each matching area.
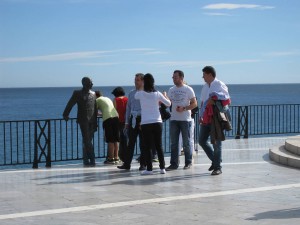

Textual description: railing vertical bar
[255,106,258,134]
[65,121,68,161]
[282,105,284,133]
[237,107,238,135]
[265,106,270,133]
[274,105,277,132]
[60,120,62,161]
[10,122,13,164]
[278,105,280,133]
[289,105,292,133]
[3,122,6,165]
[77,122,79,159]
[235,106,241,139]
[274,105,276,135]
[251,106,253,136]
[22,122,25,163]
[280,105,282,133]
[270,105,272,134]
[260,106,263,135]
[297,105,299,132]
[258,106,260,134]
[286,105,288,133]
[71,120,74,160]
[255,106,258,135]
[268,105,273,132]
[32,121,38,168]
[296,105,298,132]
[16,122,19,164]
[279,105,282,134]
[284,105,291,132]
[298,105,300,132]
[54,120,57,161]
[245,106,248,138]
[262,105,264,135]
[29,122,32,163]
[46,120,51,167]
[248,106,251,136]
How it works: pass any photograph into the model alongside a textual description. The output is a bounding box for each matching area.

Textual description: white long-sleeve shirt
[135,91,171,125]
[201,78,230,104]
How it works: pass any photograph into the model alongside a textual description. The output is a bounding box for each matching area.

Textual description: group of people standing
[63,66,231,176]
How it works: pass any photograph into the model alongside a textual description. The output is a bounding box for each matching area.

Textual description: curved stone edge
[269,144,300,169]
[285,137,300,156]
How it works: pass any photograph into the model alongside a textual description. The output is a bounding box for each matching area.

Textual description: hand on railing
[63,115,69,121]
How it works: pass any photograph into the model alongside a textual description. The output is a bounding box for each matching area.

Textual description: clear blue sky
[1,0,300,87]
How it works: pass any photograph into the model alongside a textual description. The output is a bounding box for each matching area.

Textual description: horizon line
[1,82,300,89]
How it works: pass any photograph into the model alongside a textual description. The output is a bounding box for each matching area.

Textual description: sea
[1,83,300,121]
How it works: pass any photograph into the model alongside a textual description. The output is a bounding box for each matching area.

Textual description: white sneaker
[141,170,153,175]
[160,169,166,174]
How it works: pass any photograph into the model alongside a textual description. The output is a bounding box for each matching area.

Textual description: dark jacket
[210,103,232,144]
[63,89,98,128]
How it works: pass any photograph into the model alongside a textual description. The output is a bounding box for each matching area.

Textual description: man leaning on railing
[63,77,98,167]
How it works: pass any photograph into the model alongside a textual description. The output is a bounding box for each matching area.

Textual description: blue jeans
[170,120,192,167]
[199,124,222,170]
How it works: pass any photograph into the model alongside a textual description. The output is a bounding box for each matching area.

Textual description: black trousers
[141,123,165,171]
[124,116,146,167]
[118,122,127,161]
[79,122,96,165]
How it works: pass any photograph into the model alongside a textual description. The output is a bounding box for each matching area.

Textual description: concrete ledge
[269,144,300,169]
[285,137,300,156]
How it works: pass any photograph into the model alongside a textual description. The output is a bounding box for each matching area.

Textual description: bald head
[81,77,93,90]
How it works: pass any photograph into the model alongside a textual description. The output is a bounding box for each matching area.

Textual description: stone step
[285,137,300,156]
[269,144,300,169]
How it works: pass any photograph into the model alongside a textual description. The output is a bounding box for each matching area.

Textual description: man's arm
[184,97,197,111]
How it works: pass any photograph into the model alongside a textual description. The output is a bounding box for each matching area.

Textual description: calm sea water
[0,83,300,121]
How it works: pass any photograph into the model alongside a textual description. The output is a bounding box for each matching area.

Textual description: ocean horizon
[1,83,300,121]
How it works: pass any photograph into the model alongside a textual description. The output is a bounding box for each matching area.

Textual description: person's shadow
[33,169,209,186]
[246,207,300,221]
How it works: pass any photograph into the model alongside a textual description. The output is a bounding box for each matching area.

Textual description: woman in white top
[135,73,171,175]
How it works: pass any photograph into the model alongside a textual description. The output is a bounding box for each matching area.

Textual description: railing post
[46,120,51,167]
[32,121,39,169]
[235,106,249,139]
[244,106,249,138]
[32,120,51,169]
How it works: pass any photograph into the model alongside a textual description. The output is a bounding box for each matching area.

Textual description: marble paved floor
[0,136,299,225]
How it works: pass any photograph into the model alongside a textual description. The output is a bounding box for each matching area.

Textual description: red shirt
[115,96,128,123]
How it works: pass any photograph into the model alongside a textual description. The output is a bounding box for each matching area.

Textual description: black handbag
[160,103,171,121]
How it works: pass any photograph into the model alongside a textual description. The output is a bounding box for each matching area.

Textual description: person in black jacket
[63,77,98,167]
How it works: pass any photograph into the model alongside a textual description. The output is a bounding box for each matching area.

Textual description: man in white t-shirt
[166,70,197,170]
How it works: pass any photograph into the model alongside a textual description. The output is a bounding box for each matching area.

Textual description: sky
[1,0,300,87]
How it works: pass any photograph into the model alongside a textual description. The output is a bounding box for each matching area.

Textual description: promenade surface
[0,135,299,225]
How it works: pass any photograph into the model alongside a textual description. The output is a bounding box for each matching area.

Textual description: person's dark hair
[111,87,125,97]
[173,70,184,78]
[143,73,156,92]
[135,73,144,80]
[95,90,102,98]
[202,66,216,78]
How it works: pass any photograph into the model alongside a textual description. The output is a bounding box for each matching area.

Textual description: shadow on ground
[247,207,300,221]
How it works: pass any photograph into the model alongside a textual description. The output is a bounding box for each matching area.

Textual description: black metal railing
[1,104,300,167]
